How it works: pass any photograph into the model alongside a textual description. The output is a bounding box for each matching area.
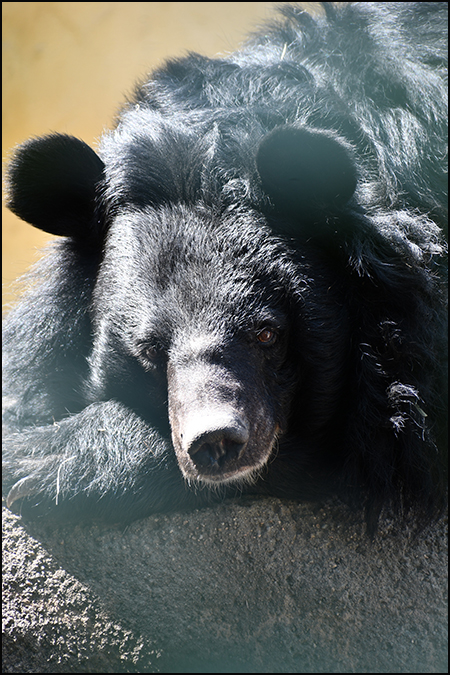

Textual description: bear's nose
[189,429,248,470]
[182,416,249,473]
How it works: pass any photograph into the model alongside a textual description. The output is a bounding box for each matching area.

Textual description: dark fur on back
[3,3,447,533]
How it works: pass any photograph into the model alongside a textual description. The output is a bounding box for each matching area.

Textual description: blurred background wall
[3,1,290,308]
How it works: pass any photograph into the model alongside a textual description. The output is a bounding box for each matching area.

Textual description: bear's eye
[256,327,277,345]
[140,344,164,366]
[144,346,159,361]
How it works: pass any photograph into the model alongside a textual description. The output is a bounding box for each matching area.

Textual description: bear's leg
[3,400,199,521]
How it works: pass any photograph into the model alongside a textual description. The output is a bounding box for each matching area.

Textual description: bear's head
[6,127,355,486]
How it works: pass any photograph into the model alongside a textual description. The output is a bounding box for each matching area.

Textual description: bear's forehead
[97,208,295,334]
[105,203,291,279]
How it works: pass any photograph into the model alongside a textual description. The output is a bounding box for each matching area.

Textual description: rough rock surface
[2,497,448,673]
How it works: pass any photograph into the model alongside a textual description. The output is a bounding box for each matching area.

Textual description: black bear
[3,3,447,532]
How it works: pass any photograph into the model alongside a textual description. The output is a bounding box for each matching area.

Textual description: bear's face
[88,203,300,485]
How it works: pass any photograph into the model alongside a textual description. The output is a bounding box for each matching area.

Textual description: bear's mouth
[180,446,274,485]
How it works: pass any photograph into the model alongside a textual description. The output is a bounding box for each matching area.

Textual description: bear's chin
[180,455,270,488]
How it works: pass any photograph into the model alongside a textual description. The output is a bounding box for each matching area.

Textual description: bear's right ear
[256,125,357,219]
[6,134,105,240]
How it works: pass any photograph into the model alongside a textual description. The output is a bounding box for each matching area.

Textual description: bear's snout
[171,402,271,484]
[167,347,278,485]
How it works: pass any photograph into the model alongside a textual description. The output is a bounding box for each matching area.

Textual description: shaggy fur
[3,3,447,533]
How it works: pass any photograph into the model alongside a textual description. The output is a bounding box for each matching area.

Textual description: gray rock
[2,497,448,673]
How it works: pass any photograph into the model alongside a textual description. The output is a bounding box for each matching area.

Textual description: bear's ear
[6,134,105,239]
[256,126,357,218]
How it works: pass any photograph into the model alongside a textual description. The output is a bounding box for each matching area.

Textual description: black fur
[3,3,447,533]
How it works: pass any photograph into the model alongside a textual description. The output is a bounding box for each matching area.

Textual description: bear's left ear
[6,133,105,241]
[256,126,357,218]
